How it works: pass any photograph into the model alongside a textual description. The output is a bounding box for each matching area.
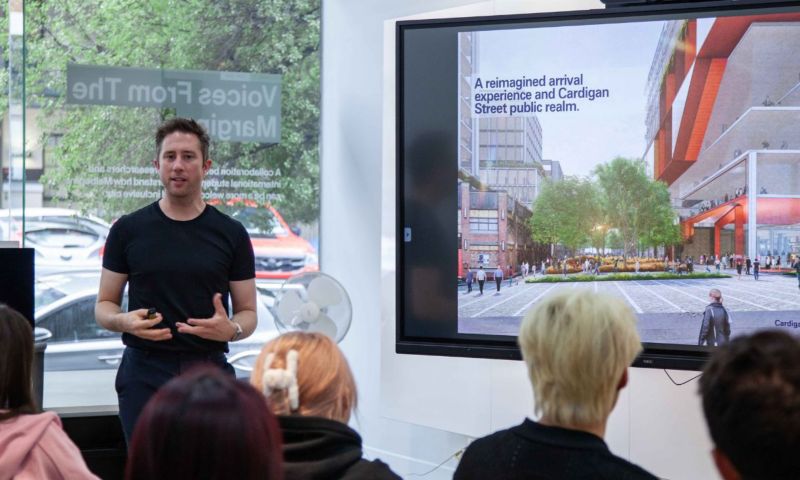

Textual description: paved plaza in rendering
[458,273,800,344]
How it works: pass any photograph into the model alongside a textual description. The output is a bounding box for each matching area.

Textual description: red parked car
[208,199,318,280]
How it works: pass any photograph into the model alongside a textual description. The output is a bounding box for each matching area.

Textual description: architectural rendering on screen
[456,14,800,344]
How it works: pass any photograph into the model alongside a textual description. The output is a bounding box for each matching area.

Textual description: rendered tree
[25,0,320,223]
[640,180,682,256]
[529,177,600,256]
[594,157,677,258]
[606,229,623,253]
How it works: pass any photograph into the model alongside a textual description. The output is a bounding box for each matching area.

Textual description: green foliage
[0,5,8,121]
[606,229,623,251]
[525,272,730,283]
[25,0,320,223]
[638,177,681,250]
[529,177,601,254]
[594,157,677,257]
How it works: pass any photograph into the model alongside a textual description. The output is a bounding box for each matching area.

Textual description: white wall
[322,1,719,478]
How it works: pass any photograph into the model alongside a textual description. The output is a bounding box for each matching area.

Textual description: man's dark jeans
[115,346,234,443]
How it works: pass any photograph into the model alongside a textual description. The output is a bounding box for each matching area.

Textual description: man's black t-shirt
[103,202,255,353]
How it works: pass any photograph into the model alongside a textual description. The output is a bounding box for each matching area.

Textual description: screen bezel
[396,0,800,370]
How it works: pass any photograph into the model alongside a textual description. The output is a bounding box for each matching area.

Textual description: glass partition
[17,0,321,410]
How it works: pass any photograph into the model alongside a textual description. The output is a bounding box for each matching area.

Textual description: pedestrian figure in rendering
[634,258,640,274]
[715,256,720,273]
[508,265,513,287]
[465,268,474,294]
[736,257,743,279]
[562,260,569,278]
[745,256,751,275]
[753,257,760,281]
[476,266,486,295]
[495,265,504,293]
[793,256,800,290]
[698,289,731,347]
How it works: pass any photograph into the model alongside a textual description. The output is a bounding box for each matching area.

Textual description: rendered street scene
[458,272,800,344]
[456,16,800,345]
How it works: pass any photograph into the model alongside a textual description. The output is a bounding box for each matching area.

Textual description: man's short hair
[155,117,210,161]
[518,290,642,426]
[699,331,800,479]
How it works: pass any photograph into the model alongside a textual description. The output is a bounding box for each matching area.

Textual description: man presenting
[95,118,257,441]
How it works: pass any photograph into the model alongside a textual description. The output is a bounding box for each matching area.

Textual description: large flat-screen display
[397,1,800,369]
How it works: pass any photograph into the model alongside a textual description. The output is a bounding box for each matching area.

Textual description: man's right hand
[117,309,172,341]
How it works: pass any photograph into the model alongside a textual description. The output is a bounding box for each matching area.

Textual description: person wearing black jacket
[454,290,656,480]
[251,332,400,480]
[698,289,731,346]
[794,256,800,289]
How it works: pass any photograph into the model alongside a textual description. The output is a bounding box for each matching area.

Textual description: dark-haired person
[454,290,657,480]
[95,117,258,441]
[126,367,282,480]
[251,332,401,480]
[698,288,731,347]
[0,304,99,479]
[699,331,800,480]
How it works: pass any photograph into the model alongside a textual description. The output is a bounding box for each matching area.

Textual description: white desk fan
[273,271,352,343]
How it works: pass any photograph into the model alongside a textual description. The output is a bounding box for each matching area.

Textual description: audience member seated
[251,332,401,480]
[126,367,282,480]
[699,331,800,480]
[453,290,657,480]
[0,304,99,480]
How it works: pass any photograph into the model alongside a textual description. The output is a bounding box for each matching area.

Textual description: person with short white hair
[454,290,657,480]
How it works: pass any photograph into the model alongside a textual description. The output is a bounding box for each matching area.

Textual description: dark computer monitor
[397,0,800,369]
[0,248,35,327]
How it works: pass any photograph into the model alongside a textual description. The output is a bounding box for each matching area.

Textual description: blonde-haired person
[454,290,657,480]
[251,332,401,480]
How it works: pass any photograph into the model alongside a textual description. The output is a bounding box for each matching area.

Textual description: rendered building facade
[644,14,800,261]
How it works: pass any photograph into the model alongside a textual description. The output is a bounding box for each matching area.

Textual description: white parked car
[0,208,111,275]
[35,271,280,377]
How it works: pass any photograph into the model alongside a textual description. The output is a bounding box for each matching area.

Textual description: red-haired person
[126,367,282,480]
[0,304,99,479]
[251,332,401,480]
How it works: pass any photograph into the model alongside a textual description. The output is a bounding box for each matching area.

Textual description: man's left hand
[176,293,237,342]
